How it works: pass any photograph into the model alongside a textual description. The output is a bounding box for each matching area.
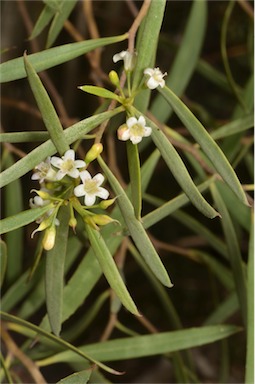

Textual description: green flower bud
[109,70,121,88]
[92,214,118,226]
[85,143,103,164]
[99,198,116,209]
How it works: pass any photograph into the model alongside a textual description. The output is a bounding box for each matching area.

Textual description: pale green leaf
[0,205,53,234]
[24,53,69,155]
[37,325,241,365]
[141,112,219,218]
[85,224,139,316]
[245,213,254,384]
[0,34,128,83]
[46,0,77,48]
[210,114,254,141]
[158,86,248,205]
[151,0,207,122]
[57,369,92,384]
[0,132,49,143]
[203,293,239,325]
[0,240,7,287]
[0,311,121,375]
[0,107,123,188]
[79,86,120,101]
[30,1,60,40]
[211,183,247,326]
[126,141,141,219]
[98,155,173,288]
[45,205,70,335]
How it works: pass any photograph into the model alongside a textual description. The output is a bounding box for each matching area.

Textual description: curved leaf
[159,86,248,205]
[0,205,53,235]
[79,85,121,101]
[0,34,128,83]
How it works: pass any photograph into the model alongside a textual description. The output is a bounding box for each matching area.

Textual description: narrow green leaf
[0,34,128,83]
[126,141,141,219]
[45,205,70,335]
[79,85,120,101]
[24,53,69,155]
[132,0,166,112]
[4,153,23,282]
[0,205,53,234]
[0,132,50,143]
[0,311,121,376]
[30,1,59,40]
[0,240,7,287]
[211,114,254,141]
[142,178,216,229]
[158,86,248,205]
[85,224,139,316]
[46,0,77,48]
[98,155,173,288]
[57,369,92,384]
[211,183,247,326]
[38,325,241,365]
[0,107,123,188]
[151,0,207,122]
[245,213,254,384]
[140,112,219,218]
[203,293,239,325]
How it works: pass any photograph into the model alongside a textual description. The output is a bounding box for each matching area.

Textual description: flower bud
[42,226,56,251]
[31,189,52,200]
[109,70,121,88]
[92,214,118,226]
[69,216,77,231]
[85,143,103,164]
[117,124,129,141]
[99,198,116,209]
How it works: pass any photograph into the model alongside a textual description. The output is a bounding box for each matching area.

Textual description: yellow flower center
[61,159,74,172]
[130,123,144,137]
[84,179,99,195]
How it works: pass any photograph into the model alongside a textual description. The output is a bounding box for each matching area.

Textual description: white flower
[144,67,167,89]
[31,157,56,183]
[113,50,137,71]
[118,116,152,145]
[74,170,109,206]
[50,149,86,180]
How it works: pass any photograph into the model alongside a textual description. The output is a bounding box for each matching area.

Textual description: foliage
[0,1,253,383]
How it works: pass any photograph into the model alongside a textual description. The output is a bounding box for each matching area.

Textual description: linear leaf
[46,0,77,48]
[0,240,7,287]
[140,112,219,218]
[24,53,69,155]
[4,153,23,282]
[142,178,216,229]
[126,141,141,219]
[245,213,254,384]
[85,224,139,316]
[0,107,123,188]
[98,156,173,288]
[151,0,207,122]
[211,114,254,141]
[57,369,92,384]
[30,1,59,40]
[159,86,248,206]
[211,182,247,326]
[203,293,239,326]
[0,132,50,143]
[0,205,53,234]
[0,311,121,375]
[45,205,70,335]
[79,86,120,101]
[38,325,241,365]
[0,34,128,83]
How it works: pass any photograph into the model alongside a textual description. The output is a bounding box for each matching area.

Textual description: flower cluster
[112,50,167,145]
[30,147,114,250]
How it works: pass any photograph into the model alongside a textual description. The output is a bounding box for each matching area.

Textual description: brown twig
[17,0,71,128]
[236,0,254,19]
[1,326,47,384]
[128,0,151,53]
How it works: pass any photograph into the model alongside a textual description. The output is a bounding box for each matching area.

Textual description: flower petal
[144,68,154,76]
[130,136,142,144]
[97,187,109,200]
[126,116,138,129]
[113,51,126,63]
[146,77,159,90]
[51,157,62,168]
[63,149,75,161]
[93,173,105,186]
[74,184,85,197]
[84,194,96,206]
[138,115,146,127]
[74,160,86,168]
[68,168,80,179]
[144,126,152,137]
[79,170,92,183]
[56,170,66,180]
